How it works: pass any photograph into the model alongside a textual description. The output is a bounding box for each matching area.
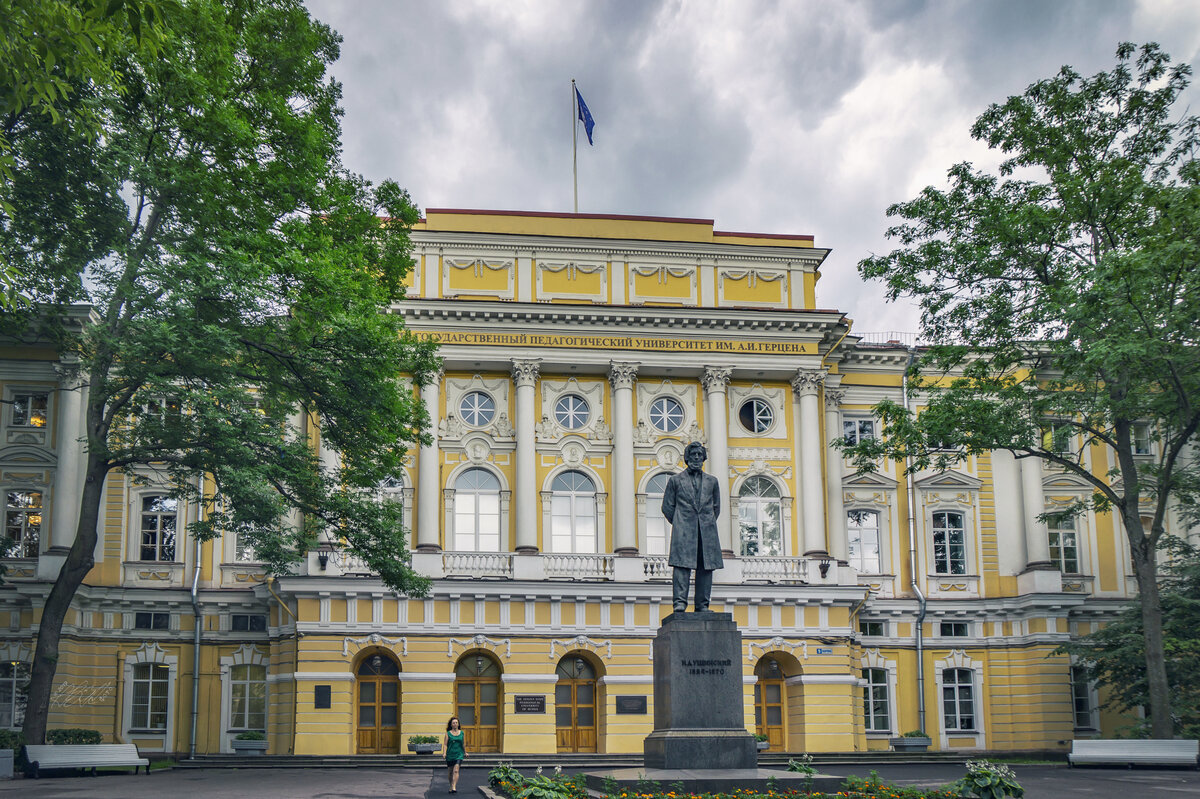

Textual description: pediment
[0,445,56,467]
[1042,471,1093,492]
[843,470,898,490]
[913,469,982,491]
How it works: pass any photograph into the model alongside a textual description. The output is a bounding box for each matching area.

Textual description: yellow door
[456,653,502,753]
[754,656,785,749]
[356,654,400,754]
[555,657,597,753]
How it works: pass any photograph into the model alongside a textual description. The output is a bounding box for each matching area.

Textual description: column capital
[511,358,541,388]
[701,366,733,394]
[608,361,639,390]
[824,389,845,410]
[790,369,825,398]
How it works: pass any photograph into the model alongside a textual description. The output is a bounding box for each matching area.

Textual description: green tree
[845,43,1200,738]
[0,0,438,745]
[1060,541,1200,738]
[0,0,170,307]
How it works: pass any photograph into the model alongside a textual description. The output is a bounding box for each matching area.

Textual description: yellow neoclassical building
[0,208,1173,757]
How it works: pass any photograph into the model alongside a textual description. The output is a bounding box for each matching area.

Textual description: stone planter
[408,742,442,754]
[889,736,932,752]
[756,741,770,751]
[231,739,268,756]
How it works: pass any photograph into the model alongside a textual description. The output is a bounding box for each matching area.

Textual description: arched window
[454,469,502,552]
[229,664,267,731]
[847,510,881,573]
[644,473,670,556]
[550,471,596,553]
[738,477,781,557]
[131,663,170,730]
[0,661,29,729]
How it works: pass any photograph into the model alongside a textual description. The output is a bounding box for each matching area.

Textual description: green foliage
[753,732,768,742]
[846,41,1200,739]
[902,730,930,738]
[840,772,962,799]
[0,729,27,769]
[492,766,585,799]
[46,728,102,744]
[408,734,439,744]
[953,760,1024,799]
[1058,539,1200,738]
[787,753,816,774]
[233,730,266,741]
[489,762,523,790]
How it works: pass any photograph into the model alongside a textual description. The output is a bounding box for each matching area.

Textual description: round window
[738,398,774,434]
[458,391,496,427]
[554,395,590,430]
[648,397,685,433]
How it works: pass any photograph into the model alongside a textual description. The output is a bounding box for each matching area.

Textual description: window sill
[127,729,167,735]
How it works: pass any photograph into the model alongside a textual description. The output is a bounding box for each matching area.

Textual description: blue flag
[575,86,595,146]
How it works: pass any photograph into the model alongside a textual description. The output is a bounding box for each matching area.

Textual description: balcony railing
[543,553,613,580]
[742,555,809,583]
[443,551,514,579]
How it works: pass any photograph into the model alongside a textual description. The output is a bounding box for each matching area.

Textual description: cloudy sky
[304,0,1200,337]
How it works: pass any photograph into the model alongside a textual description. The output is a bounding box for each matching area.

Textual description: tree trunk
[22,452,108,745]
[1128,521,1175,739]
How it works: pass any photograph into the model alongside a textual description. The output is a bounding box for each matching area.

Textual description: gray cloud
[307,0,1200,336]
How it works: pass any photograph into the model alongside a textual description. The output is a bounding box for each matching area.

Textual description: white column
[49,364,84,551]
[1020,457,1052,567]
[824,388,848,562]
[512,359,541,553]
[416,371,443,552]
[701,367,733,555]
[791,370,828,556]
[608,362,639,554]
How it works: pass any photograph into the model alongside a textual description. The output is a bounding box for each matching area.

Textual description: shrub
[0,729,26,770]
[47,728,102,745]
[753,732,768,742]
[954,760,1024,799]
[234,730,266,741]
[902,729,930,738]
[488,761,523,789]
[408,734,439,744]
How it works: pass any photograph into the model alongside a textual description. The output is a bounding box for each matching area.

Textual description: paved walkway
[0,762,1197,798]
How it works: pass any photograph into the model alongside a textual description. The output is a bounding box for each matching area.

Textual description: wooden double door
[456,654,502,752]
[754,656,785,749]
[555,657,597,753]
[357,654,400,754]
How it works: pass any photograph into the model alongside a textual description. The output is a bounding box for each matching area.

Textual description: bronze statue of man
[661,441,723,612]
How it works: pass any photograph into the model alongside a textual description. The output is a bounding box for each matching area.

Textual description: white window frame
[546,469,600,554]
[736,397,776,435]
[0,659,30,730]
[842,415,876,446]
[1048,514,1080,574]
[861,648,897,735]
[122,642,178,751]
[735,475,785,557]
[1070,662,1099,731]
[445,466,510,552]
[220,644,270,750]
[933,650,985,748]
[931,510,967,575]
[1131,422,1154,456]
[137,493,180,562]
[637,471,672,556]
[846,508,881,573]
[3,488,43,559]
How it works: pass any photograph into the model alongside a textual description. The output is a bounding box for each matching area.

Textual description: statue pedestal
[642,611,757,770]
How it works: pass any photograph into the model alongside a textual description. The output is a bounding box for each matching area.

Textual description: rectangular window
[4,490,42,558]
[939,621,969,637]
[932,511,966,575]
[1048,515,1080,573]
[1132,423,1153,456]
[942,668,976,731]
[862,667,890,732]
[847,509,881,573]
[0,661,30,729]
[1071,665,1095,729]
[232,614,268,632]
[1041,421,1075,455]
[139,495,178,561]
[131,663,169,730]
[842,417,876,446]
[859,620,885,637]
[10,392,48,428]
[134,612,169,630]
[230,664,267,730]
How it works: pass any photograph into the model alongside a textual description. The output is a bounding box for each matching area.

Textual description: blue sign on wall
[815,647,833,655]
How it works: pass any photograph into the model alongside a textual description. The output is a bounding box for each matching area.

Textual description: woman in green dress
[444,716,466,793]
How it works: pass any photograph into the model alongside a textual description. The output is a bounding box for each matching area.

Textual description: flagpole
[571,78,578,213]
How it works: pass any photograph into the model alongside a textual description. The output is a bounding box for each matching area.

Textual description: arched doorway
[455,652,501,752]
[754,655,785,749]
[555,655,597,752]
[356,652,400,754]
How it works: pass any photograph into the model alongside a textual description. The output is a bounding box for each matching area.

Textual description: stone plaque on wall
[615,695,647,714]
[514,694,546,713]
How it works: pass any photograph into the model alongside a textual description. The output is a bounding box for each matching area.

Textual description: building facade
[2,209,1185,756]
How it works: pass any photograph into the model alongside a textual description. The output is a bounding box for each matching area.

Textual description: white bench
[1069,739,1199,768]
[23,743,150,778]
